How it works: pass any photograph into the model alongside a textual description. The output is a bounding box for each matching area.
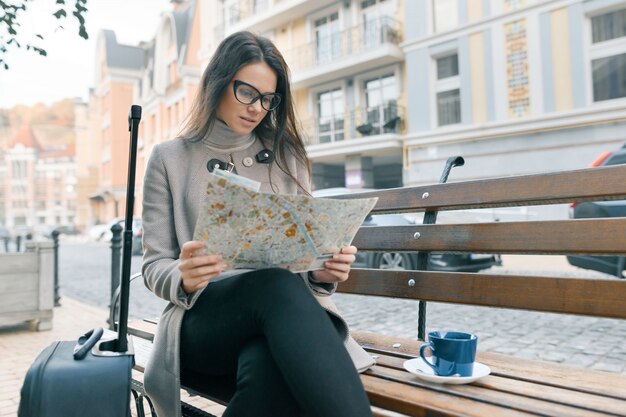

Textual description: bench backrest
[335,164,626,320]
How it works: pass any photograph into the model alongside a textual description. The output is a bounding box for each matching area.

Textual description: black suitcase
[18,105,143,417]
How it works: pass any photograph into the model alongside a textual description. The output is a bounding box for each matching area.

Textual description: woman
[142,31,374,417]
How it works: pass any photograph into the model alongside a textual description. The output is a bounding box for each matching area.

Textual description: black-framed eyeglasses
[233,80,282,111]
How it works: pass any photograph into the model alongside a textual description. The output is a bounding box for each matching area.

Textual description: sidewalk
[0,298,224,417]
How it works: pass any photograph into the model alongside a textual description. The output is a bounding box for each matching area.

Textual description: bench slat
[353,332,626,401]
[336,165,626,213]
[340,270,626,318]
[352,218,626,255]
[373,355,626,416]
[344,270,626,317]
[362,373,535,417]
[128,319,156,342]
[368,366,619,417]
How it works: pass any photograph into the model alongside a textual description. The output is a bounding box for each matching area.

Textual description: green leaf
[53,9,67,19]
[56,0,65,3]
[36,34,44,40]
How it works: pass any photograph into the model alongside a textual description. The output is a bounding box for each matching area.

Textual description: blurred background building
[0,123,77,233]
[2,0,626,231]
[403,0,626,187]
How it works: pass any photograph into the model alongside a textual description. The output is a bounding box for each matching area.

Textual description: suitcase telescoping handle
[116,105,142,353]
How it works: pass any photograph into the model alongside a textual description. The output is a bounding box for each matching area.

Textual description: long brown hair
[179,31,310,193]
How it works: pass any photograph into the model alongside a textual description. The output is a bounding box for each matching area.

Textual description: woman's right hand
[178,240,227,295]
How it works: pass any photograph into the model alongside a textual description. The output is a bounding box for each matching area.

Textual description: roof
[102,30,146,71]
[172,9,190,57]
[10,124,42,149]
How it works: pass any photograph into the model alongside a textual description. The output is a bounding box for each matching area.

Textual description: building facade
[0,125,77,231]
[212,0,408,190]
[85,0,626,225]
[87,0,203,226]
[403,0,626,190]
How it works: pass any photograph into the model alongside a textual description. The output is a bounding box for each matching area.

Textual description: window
[361,0,394,48]
[224,0,240,26]
[437,90,461,126]
[435,53,461,125]
[437,54,459,79]
[315,12,341,64]
[362,73,398,135]
[591,8,626,43]
[589,8,626,102]
[253,0,268,14]
[316,88,344,143]
[11,161,27,179]
[592,53,626,101]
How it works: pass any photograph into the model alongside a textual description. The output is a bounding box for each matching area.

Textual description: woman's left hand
[310,245,358,284]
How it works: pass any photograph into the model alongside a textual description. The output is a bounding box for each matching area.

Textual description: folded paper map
[193,170,378,272]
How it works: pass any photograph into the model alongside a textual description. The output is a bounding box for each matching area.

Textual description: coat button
[243,157,254,167]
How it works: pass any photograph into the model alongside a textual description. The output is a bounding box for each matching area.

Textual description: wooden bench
[128,160,626,417]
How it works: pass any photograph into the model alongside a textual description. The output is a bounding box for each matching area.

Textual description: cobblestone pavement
[57,240,626,375]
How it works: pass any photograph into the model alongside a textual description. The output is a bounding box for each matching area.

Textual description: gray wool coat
[141,122,375,417]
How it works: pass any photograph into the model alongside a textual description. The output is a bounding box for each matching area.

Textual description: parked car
[567,143,626,278]
[313,188,501,273]
[89,217,143,256]
[12,225,34,238]
[87,218,121,241]
[131,217,143,256]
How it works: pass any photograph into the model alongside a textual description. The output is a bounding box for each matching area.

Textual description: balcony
[301,103,405,158]
[218,0,338,38]
[285,17,404,90]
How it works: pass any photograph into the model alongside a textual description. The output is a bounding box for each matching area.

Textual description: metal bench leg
[145,395,157,416]
[131,388,146,417]
[132,379,157,417]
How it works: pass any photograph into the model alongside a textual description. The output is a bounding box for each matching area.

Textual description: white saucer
[403,358,491,384]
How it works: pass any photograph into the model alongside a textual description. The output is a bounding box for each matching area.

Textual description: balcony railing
[284,16,402,73]
[223,0,270,27]
[301,102,405,146]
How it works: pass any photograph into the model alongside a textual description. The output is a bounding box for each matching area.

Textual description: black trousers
[180,268,372,417]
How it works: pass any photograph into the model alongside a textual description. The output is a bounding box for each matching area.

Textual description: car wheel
[374,252,413,270]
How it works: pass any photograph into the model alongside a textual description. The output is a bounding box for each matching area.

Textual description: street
[57,241,626,375]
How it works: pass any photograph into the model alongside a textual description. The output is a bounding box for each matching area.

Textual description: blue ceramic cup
[419,331,478,377]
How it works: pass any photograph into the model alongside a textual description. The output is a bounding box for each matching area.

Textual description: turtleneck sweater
[203,120,257,152]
